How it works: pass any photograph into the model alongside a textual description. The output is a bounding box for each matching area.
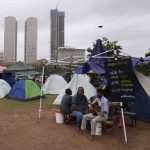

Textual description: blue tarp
[3,73,16,87]
[132,58,139,69]
[75,39,150,122]
[129,72,150,122]
[75,39,106,74]
[131,56,150,67]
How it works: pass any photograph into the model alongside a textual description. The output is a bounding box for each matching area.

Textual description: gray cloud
[0,0,150,61]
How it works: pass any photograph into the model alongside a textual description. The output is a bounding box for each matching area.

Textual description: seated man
[71,87,88,130]
[60,88,72,114]
[81,88,110,137]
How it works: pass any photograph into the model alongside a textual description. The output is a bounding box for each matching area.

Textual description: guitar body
[89,103,101,116]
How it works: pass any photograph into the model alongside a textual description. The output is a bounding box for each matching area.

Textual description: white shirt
[92,96,110,118]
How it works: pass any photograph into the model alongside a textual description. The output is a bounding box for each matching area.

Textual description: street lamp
[97,25,103,40]
[98,25,103,28]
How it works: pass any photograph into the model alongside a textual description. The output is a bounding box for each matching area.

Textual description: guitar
[88,103,101,116]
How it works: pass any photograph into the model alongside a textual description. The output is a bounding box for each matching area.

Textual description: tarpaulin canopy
[131,56,150,68]
[75,39,107,74]
[16,70,39,77]
[4,61,34,73]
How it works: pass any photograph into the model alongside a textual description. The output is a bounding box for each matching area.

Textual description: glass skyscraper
[50,9,65,61]
[24,17,38,63]
[4,16,17,62]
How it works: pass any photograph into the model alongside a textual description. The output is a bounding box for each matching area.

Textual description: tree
[102,37,122,56]
[87,47,93,53]
[86,37,123,57]
[145,49,150,57]
[136,49,150,77]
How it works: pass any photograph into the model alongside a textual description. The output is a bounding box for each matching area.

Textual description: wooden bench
[102,120,114,132]
[123,111,136,127]
[64,113,76,125]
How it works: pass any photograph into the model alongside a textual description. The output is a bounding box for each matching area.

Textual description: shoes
[75,127,80,133]
[91,135,95,139]
[80,130,86,134]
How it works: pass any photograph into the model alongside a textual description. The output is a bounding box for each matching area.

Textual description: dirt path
[0,108,150,150]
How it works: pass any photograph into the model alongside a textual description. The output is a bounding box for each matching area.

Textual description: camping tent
[16,70,39,77]
[128,71,150,122]
[4,61,33,73]
[53,74,96,105]
[135,71,150,96]
[8,79,42,101]
[3,61,34,87]
[0,79,11,98]
[42,74,67,94]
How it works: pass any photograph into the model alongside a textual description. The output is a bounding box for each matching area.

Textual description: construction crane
[56,0,61,10]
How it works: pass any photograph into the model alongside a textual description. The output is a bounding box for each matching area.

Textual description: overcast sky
[0,0,150,61]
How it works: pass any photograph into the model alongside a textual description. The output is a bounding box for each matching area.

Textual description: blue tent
[129,73,150,122]
[8,79,42,101]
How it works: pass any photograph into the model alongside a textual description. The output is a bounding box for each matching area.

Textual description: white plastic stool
[95,123,102,135]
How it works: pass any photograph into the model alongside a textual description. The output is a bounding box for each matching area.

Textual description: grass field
[0,95,57,114]
[0,95,150,150]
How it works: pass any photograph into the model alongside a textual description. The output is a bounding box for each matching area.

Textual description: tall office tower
[24,17,38,63]
[4,16,17,62]
[0,50,4,61]
[50,9,65,61]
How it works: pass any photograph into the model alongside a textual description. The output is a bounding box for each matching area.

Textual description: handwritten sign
[105,58,135,102]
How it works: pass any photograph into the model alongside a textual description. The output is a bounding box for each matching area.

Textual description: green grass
[0,95,57,114]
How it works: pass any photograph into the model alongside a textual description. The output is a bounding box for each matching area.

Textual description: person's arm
[71,104,82,112]
[65,96,72,107]
[71,96,82,112]
[91,98,97,105]
[83,99,89,114]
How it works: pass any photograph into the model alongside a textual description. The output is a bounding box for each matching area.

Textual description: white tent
[0,79,11,98]
[42,74,67,94]
[53,74,96,105]
[135,71,150,96]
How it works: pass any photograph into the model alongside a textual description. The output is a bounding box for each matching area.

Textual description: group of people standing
[60,86,110,138]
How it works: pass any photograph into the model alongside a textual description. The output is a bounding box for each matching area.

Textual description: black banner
[105,58,135,102]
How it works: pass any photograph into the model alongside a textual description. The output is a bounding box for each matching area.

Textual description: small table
[123,111,136,127]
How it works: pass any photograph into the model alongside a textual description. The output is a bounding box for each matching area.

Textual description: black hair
[65,88,72,95]
[78,86,84,91]
[97,88,104,93]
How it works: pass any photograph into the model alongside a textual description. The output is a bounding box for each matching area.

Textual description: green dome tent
[8,79,43,101]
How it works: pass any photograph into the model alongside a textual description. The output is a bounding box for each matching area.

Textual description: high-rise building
[50,9,65,61]
[0,50,4,61]
[4,16,17,62]
[58,47,85,63]
[24,17,38,63]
